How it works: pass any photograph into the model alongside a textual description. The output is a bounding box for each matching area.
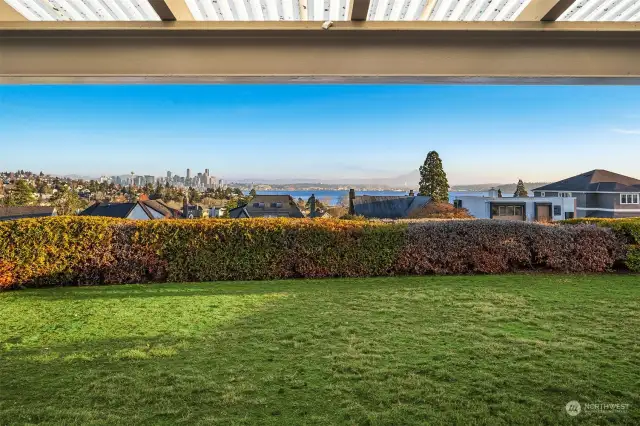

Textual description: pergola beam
[2,21,640,84]
[163,0,195,21]
[0,1,27,21]
[350,0,371,21]
[148,0,177,21]
[541,0,578,21]
[516,0,578,21]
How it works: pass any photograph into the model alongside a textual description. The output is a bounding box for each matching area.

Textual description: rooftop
[353,195,430,219]
[534,170,640,193]
[229,194,305,218]
[0,205,56,221]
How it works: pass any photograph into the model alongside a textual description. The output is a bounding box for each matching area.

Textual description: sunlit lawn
[1,275,639,425]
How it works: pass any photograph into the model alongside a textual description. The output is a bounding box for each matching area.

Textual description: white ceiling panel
[6,0,640,21]
[185,0,350,20]
[4,0,161,20]
[558,0,640,21]
[367,0,532,21]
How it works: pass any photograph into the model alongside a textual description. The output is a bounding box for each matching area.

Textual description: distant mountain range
[230,170,549,192]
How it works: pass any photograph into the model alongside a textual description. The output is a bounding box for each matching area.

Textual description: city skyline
[3,84,640,185]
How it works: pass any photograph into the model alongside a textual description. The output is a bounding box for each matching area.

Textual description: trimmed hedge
[0,217,622,289]
[396,220,621,275]
[563,218,640,271]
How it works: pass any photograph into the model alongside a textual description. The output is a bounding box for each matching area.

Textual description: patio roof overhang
[2,0,640,84]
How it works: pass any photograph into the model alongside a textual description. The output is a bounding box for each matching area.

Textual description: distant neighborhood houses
[3,169,640,222]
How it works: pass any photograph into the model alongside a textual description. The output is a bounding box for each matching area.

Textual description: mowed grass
[1,275,639,425]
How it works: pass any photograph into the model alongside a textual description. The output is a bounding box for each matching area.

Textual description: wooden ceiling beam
[162,0,195,21]
[350,0,371,21]
[149,0,176,21]
[516,0,579,22]
[0,1,28,21]
[3,21,640,84]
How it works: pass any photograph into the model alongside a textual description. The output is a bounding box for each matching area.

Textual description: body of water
[256,190,495,206]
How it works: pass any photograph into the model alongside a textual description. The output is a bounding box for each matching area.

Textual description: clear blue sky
[2,84,640,185]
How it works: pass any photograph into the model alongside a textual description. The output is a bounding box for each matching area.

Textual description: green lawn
[1,275,638,425]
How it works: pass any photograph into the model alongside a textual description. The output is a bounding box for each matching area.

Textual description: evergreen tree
[513,179,529,197]
[497,188,503,198]
[418,151,449,203]
[249,188,257,198]
[4,180,35,206]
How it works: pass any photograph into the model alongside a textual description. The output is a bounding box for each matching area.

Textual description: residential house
[454,189,575,222]
[0,206,57,221]
[229,195,305,218]
[533,170,640,218]
[349,189,431,219]
[80,199,181,220]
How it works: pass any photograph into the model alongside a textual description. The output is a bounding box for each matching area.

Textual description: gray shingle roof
[80,202,139,218]
[229,195,305,218]
[353,195,431,219]
[0,206,56,221]
[534,170,640,193]
[142,200,181,218]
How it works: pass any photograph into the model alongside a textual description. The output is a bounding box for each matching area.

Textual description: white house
[453,189,576,222]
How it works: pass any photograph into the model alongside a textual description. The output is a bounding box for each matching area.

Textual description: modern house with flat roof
[533,170,640,218]
[454,189,575,222]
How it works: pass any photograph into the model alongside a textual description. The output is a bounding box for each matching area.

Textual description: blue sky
[1,84,640,185]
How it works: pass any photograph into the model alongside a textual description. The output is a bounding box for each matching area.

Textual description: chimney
[348,188,356,215]
[309,194,316,217]
[183,193,189,219]
[487,187,498,198]
[409,189,414,197]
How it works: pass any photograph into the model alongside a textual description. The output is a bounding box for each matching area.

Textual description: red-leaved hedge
[0,217,623,289]
[396,220,622,274]
[563,218,640,271]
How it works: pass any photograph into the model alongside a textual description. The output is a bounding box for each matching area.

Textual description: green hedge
[0,217,623,289]
[563,218,640,271]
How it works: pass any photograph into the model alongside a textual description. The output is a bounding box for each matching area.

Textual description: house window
[565,212,575,219]
[453,200,462,208]
[540,192,546,197]
[554,205,562,216]
[558,192,572,197]
[620,193,639,204]
[492,204,523,218]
